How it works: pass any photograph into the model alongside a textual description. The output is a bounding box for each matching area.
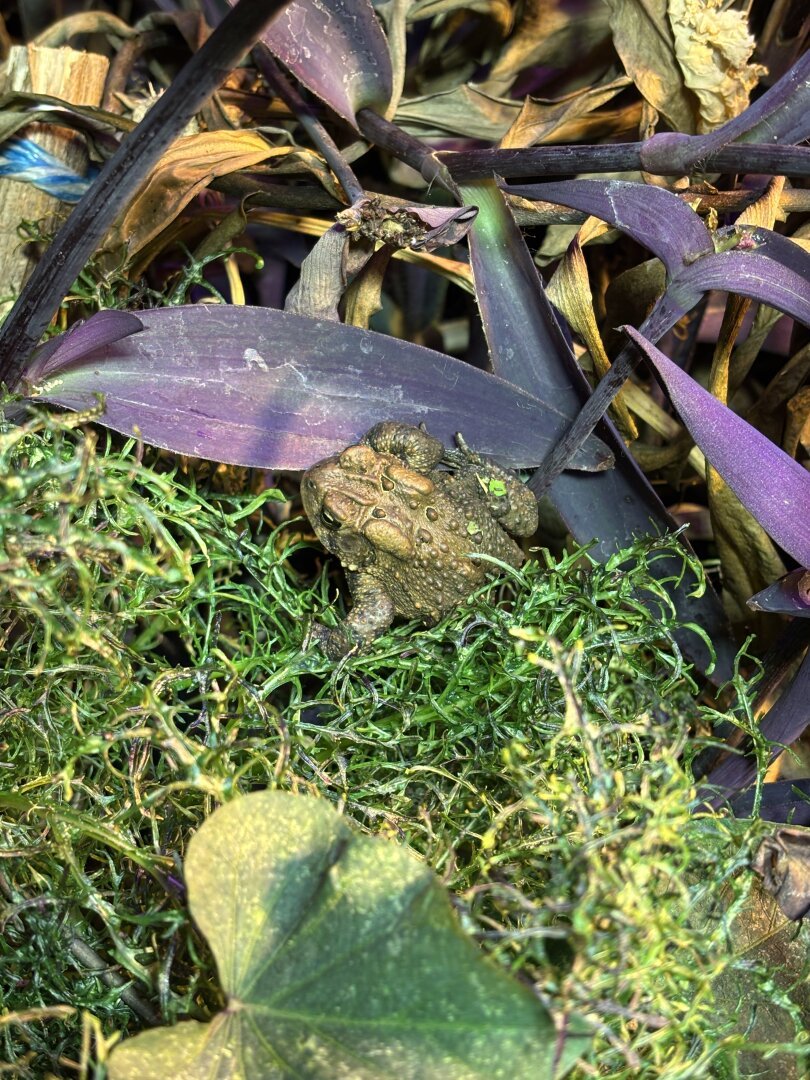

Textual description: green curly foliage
[0,404,803,1076]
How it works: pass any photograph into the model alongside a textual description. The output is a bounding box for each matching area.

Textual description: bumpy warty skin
[301,421,539,659]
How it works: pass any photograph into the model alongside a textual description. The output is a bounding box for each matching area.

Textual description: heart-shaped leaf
[108,791,591,1079]
[31,305,613,472]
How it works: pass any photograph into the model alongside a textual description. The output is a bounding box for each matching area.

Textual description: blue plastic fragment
[0,137,97,202]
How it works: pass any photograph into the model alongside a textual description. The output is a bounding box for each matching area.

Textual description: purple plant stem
[356,107,459,196]
[253,47,364,204]
[529,297,687,495]
[443,143,810,182]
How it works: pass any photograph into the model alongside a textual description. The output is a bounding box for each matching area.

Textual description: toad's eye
[319,506,341,530]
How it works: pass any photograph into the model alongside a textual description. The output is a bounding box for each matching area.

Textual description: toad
[301,421,538,659]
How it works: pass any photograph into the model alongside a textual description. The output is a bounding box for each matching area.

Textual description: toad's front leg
[444,433,539,537]
[307,572,396,659]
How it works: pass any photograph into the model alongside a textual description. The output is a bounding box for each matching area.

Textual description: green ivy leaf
[108,791,590,1079]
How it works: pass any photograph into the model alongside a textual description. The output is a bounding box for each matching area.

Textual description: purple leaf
[502,183,810,329]
[257,0,392,127]
[33,305,613,472]
[732,50,810,146]
[501,179,714,271]
[680,227,810,330]
[463,181,579,402]
[748,570,810,618]
[731,782,810,826]
[638,53,810,172]
[624,326,810,567]
[26,310,144,384]
[462,181,734,681]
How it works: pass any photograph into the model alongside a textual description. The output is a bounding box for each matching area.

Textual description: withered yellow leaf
[109,130,284,257]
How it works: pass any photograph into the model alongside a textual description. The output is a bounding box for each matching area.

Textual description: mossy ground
[1,405,806,1077]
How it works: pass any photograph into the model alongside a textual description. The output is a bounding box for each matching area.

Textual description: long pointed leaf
[680,229,810,330]
[624,326,810,567]
[462,180,734,680]
[260,0,392,126]
[27,310,144,383]
[502,179,713,270]
[748,570,810,618]
[32,305,612,472]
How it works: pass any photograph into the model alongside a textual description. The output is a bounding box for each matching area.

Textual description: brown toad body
[301,421,538,659]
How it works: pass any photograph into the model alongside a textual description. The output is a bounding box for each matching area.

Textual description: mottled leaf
[108,791,591,1079]
[32,305,613,472]
[624,326,810,567]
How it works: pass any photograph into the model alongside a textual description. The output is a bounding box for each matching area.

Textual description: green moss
[0,404,803,1076]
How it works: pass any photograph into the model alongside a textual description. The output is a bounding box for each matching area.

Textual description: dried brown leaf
[499,77,631,149]
[668,0,767,132]
[483,0,611,97]
[604,0,697,132]
[108,130,280,257]
[546,224,637,438]
[752,828,810,922]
